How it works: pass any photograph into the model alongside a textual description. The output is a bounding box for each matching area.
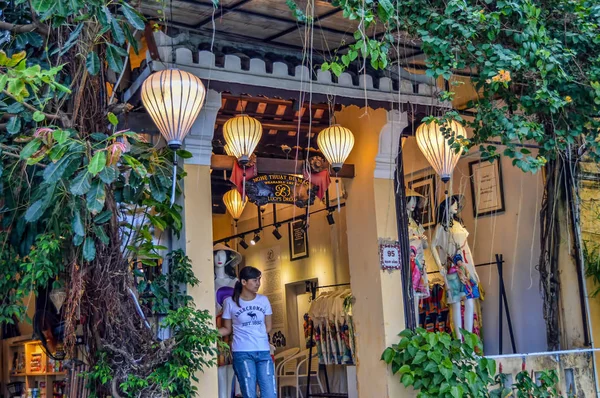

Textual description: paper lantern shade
[141,69,206,149]
[317,125,355,173]
[223,189,248,221]
[223,115,263,165]
[415,120,465,183]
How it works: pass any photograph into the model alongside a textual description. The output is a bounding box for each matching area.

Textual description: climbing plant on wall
[0,0,220,396]
[284,0,600,351]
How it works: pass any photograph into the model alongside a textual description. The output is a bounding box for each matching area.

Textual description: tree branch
[0,21,49,36]
[2,90,69,126]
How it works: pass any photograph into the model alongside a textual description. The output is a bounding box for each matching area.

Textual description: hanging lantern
[223,144,234,156]
[50,287,67,313]
[223,115,262,166]
[415,119,465,183]
[141,69,206,205]
[223,189,248,222]
[317,125,355,174]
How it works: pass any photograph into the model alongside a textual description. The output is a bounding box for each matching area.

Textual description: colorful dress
[432,222,481,304]
[409,218,430,298]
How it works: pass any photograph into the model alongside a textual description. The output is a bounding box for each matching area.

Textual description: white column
[185,89,222,165]
[374,110,408,180]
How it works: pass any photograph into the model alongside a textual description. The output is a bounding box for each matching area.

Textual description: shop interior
[210,93,550,397]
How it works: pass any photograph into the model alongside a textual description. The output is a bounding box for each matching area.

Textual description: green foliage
[293,0,600,173]
[0,0,220,396]
[382,328,495,397]
[382,329,561,397]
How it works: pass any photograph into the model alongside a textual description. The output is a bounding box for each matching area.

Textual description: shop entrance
[210,92,356,398]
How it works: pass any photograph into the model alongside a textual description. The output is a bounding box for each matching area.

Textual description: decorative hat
[213,243,242,268]
[405,188,424,198]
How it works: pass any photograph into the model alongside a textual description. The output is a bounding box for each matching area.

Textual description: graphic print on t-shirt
[222,294,273,352]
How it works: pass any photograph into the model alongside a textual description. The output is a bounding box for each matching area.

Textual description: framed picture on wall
[469,159,506,217]
[289,220,309,261]
[407,173,437,228]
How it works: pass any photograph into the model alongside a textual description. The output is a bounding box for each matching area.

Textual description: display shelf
[2,335,68,398]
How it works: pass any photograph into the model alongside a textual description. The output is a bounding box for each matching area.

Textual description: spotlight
[272,227,282,240]
[326,212,335,225]
[250,233,261,245]
[239,237,249,250]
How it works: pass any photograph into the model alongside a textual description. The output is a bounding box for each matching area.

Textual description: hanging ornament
[223,115,263,166]
[223,189,248,223]
[223,114,263,200]
[317,125,355,173]
[317,125,354,212]
[415,119,465,183]
[50,287,67,313]
[141,69,206,205]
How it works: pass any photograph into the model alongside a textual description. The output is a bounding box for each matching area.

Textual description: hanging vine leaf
[98,165,119,184]
[121,3,146,30]
[94,209,113,224]
[86,180,106,214]
[83,237,96,261]
[59,23,84,56]
[86,51,100,75]
[24,198,47,222]
[7,116,21,135]
[43,154,76,183]
[72,210,85,237]
[88,151,107,176]
[106,43,125,73]
[149,174,167,202]
[110,19,126,46]
[20,139,41,159]
[70,170,92,195]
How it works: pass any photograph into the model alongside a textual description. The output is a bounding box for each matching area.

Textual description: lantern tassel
[170,152,178,207]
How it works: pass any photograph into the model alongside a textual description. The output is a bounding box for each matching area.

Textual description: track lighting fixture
[250,232,261,245]
[326,211,335,225]
[272,226,282,240]
[239,237,249,250]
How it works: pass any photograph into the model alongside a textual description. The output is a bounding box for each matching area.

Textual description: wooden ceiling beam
[193,0,252,28]
[221,93,335,109]
[215,116,329,131]
[211,154,355,178]
[263,7,342,42]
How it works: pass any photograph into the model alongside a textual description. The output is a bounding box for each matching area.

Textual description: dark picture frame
[407,173,437,228]
[288,220,309,261]
[469,159,506,217]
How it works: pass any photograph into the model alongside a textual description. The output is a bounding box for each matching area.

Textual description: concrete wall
[401,137,547,355]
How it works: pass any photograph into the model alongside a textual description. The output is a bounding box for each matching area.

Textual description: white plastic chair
[278,349,324,398]
[274,347,301,377]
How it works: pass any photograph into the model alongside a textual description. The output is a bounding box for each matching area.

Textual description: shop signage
[245,174,317,208]
[379,240,401,270]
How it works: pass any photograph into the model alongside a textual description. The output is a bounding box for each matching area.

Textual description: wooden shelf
[10,373,27,377]
[10,371,66,377]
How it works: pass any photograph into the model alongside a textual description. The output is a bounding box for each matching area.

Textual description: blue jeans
[232,351,277,398]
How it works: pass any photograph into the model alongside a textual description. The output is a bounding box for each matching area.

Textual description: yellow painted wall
[181,164,218,396]
[334,105,409,398]
[579,165,600,383]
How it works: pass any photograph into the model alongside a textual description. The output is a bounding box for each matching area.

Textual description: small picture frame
[469,159,506,217]
[407,173,437,228]
[288,220,309,261]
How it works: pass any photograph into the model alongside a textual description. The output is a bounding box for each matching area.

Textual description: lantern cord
[336,177,341,213]
[170,152,178,207]
[242,168,247,202]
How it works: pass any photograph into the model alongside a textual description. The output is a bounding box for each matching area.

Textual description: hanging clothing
[307,289,356,366]
[432,222,481,304]
[409,217,430,298]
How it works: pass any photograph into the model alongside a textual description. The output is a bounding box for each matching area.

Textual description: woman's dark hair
[408,196,424,226]
[233,266,262,306]
[437,196,464,231]
[223,252,238,279]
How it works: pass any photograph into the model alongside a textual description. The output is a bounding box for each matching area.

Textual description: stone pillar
[179,89,221,396]
[335,107,412,398]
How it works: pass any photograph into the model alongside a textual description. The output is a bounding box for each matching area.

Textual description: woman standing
[220,266,276,398]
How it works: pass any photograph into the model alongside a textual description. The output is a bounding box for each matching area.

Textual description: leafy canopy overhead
[315,0,600,172]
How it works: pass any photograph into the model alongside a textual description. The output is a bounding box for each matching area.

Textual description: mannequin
[406,189,430,326]
[430,195,481,340]
[213,243,242,398]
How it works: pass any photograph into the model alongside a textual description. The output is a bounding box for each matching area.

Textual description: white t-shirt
[222,294,272,352]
